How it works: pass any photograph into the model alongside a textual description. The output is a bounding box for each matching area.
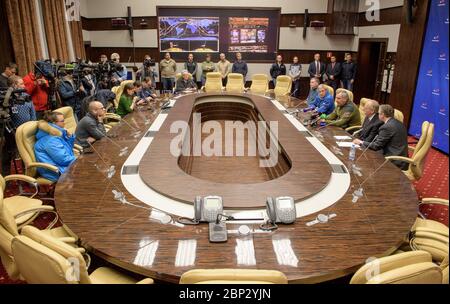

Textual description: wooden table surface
[54,93,419,283]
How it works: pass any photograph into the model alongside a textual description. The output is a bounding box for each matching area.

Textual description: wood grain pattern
[54,93,418,284]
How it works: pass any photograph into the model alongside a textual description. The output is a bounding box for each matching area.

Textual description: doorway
[354,38,388,104]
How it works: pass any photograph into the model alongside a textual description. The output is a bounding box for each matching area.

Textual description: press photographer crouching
[57,67,86,120]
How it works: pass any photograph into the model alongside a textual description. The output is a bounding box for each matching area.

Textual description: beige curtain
[41,0,70,62]
[70,21,86,59]
[5,0,43,76]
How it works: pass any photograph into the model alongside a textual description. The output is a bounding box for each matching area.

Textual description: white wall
[81,0,329,18]
[88,30,158,48]
[353,24,401,52]
[280,28,355,51]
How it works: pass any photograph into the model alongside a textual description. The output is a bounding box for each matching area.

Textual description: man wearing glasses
[75,101,107,148]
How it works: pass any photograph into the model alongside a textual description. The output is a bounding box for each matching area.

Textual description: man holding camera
[136,55,157,90]
[110,53,128,86]
[57,68,86,119]
[0,63,17,88]
[23,65,51,120]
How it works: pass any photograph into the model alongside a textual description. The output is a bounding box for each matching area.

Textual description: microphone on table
[86,141,117,179]
[351,158,390,203]
[351,135,379,175]
[97,128,129,157]
[315,117,338,130]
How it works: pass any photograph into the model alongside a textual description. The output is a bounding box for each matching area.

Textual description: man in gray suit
[353,104,408,170]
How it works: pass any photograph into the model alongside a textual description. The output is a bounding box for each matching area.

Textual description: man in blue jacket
[311,84,335,115]
[34,111,76,182]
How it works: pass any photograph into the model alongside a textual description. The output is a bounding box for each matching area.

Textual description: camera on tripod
[143,58,155,68]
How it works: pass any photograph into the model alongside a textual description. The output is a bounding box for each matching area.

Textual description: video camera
[143,58,155,68]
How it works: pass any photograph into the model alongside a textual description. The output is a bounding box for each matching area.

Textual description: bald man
[75,101,107,148]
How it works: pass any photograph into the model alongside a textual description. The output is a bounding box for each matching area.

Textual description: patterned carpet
[1,148,448,284]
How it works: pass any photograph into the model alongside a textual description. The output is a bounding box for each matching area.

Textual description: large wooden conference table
[55,92,418,283]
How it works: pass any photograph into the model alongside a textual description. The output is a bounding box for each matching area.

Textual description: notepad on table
[337,142,360,148]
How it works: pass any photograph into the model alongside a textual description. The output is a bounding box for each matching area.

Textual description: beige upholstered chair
[54,106,77,135]
[344,97,370,134]
[12,226,153,284]
[179,269,288,284]
[386,122,434,181]
[322,84,334,98]
[394,108,404,123]
[0,191,75,280]
[248,74,269,95]
[225,73,245,93]
[15,121,59,187]
[350,251,443,284]
[273,75,292,97]
[202,72,223,93]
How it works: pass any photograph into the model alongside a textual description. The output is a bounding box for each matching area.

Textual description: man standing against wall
[341,53,357,91]
[160,52,177,92]
[232,52,248,83]
[288,56,302,98]
[326,55,341,94]
[308,53,325,81]
[217,53,231,86]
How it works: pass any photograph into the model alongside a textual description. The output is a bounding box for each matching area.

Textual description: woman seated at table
[116,83,145,117]
[34,111,76,182]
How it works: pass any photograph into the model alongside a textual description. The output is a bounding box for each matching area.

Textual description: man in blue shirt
[110,53,128,86]
[311,84,335,115]
[306,78,320,105]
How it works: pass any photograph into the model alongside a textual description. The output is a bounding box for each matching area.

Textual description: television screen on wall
[228,17,269,53]
[159,17,220,52]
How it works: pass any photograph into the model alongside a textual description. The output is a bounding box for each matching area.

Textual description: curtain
[41,0,70,62]
[5,0,43,76]
[69,21,86,59]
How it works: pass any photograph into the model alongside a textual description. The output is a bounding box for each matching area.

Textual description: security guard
[322,90,361,129]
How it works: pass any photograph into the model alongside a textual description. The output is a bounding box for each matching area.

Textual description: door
[354,39,388,103]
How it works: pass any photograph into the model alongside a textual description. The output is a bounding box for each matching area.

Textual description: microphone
[86,141,116,179]
[352,135,379,175]
[316,119,339,130]
[352,159,390,203]
[97,127,129,157]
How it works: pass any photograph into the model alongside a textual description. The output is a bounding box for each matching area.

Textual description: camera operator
[0,63,17,88]
[80,67,97,96]
[136,55,157,89]
[57,68,86,120]
[23,64,51,120]
[99,54,108,65]
[110,53,128,86]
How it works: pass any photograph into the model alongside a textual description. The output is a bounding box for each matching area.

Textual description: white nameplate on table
[337,142,360,148]
[334,135,352,141]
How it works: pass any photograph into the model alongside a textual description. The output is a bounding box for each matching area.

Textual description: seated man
[355,99,383,142]
[138,77,157,102]
[75,101,107,148]
[311,84,335,115]
[175,70,197,93]
[34,111,76,182]
[322,90,361,129]
[353,104,408,170]
[306,78,320,105]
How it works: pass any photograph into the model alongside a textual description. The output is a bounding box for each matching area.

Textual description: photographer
[23,64,51,119]
[136,55,157,89]
[57,68,86,120]
[0,63,17,88]
[80,67,97,96]
[110,53,128,86]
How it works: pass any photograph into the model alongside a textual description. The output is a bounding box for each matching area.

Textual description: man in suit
[341,53,357,91]
[353,104,408,170]
[355,99,384,143]
[308,53,325,81]
[325,56,341,93]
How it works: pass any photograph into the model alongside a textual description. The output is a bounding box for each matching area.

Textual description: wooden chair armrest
[421,198,449,206]
[345,125,362,133]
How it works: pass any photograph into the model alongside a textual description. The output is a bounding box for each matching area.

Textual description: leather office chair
[0,190,76,280]
[179,269,288,284]
[202,72,223,93]
[386,122,434,181]
[394,109,404,123]
[336,88,353,102]
[12,225,153,284]
[54,106,77,135]
[225,73,245,93]
[248,74,269,95]
[345,98,370,134]
[323,84,335,98]
[350,251,443,284]
[15,121,59,188]
[273,75,292,97]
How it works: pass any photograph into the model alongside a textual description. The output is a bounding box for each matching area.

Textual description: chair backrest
[0,190,21,279]
[350,251,442,284]
[408,122,434,180]
[322,84,334,97]
[358,98,371,122]
[250,74,269,95]
[394,109,404,123]
[11,225,91,284]
[204,72,223,93]
[54,106,77,134]
[113,80,134,109]
[179,269,288,284]
[15,121,39,178]
[336,88,353,102]
[226,73,244,93]
[274,75,292,97]
[412,121,430,157]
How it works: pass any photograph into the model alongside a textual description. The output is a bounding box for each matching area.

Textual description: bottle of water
[349,144,356,161]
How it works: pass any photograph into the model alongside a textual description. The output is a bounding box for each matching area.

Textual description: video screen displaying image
[228,17,269,53]
[159,17,219,52]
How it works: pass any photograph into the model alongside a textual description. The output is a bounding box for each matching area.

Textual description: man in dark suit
[355,99,383,143]
[325,56,341,93]
[353,104,408,170]
[308,53,326,81]
[341,53,357,91]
